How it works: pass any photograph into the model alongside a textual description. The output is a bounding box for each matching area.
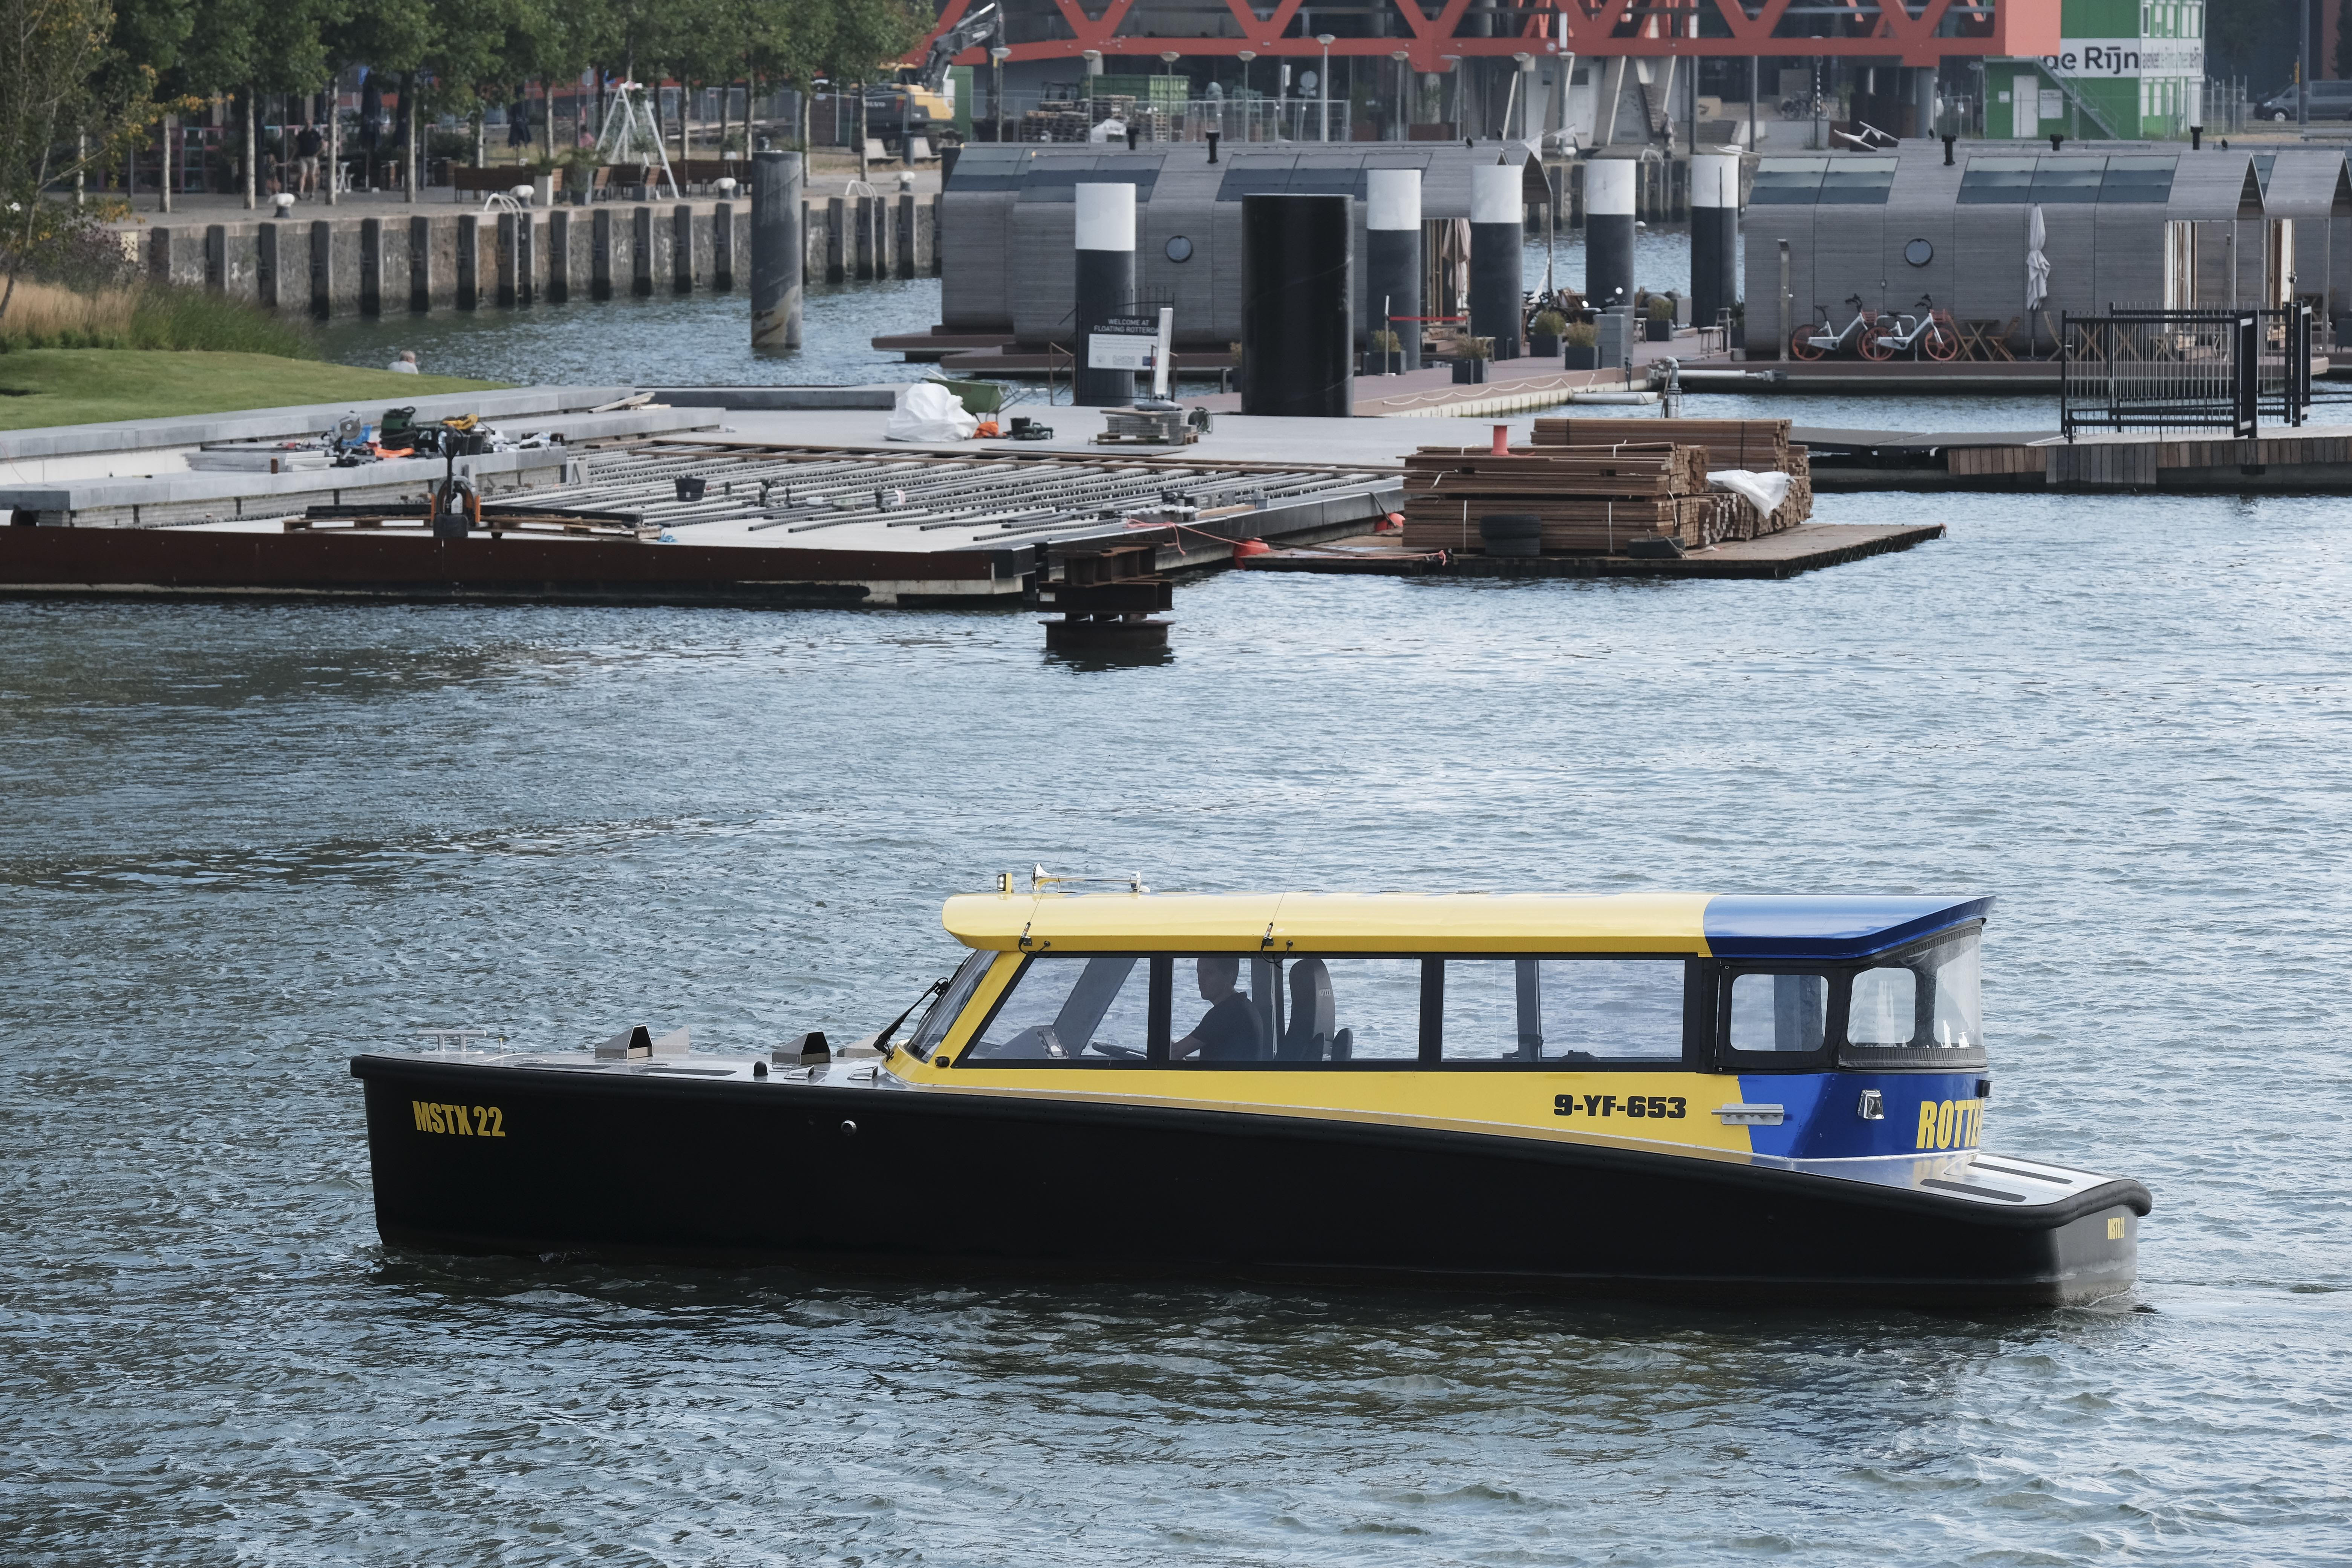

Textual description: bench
[448,163,532,202]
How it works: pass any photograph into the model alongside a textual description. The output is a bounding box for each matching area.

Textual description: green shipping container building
[1988,0,2204,141]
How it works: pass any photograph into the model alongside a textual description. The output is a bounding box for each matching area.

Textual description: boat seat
[1277,959,1335,1061]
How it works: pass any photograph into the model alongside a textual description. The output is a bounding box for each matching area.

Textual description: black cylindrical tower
[1584,158,1635,314]
[1074,181,1137,407]
[1690,153,1740,332]
[1468,162,1521,359]
[1364,167,1423,372]
[750,150,803,350]
[1242,193,1354,417]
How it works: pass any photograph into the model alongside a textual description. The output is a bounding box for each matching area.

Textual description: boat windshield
[1844,929,1983,1055]
[905,951,992,1061]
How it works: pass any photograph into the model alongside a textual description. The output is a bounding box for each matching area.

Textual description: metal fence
[2201,78,2252,135]
[967,94,1352,145]
[2060,306,2312,441]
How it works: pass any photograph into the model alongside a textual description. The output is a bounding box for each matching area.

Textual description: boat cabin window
[1726,973,1828,1055]
[906,951,993,1061]
[965,954,1158,1060]
[951,951,1702,1067]
[1260,957,1424,1060]
[1839,929,1984,1060]
[1440,959,1684,1061]
[1846,965,1917,1043]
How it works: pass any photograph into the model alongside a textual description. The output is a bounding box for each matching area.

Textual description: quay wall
[143,195,940,318]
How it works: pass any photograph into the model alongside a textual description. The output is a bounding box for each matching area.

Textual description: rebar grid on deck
[513,441,1394,549]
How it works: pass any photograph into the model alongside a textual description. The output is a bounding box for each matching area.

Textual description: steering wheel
[1086,1041,1145,1059]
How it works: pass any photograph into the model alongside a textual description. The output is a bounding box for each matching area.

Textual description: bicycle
[1860,296,1961,361]
[1790,295,1881,360]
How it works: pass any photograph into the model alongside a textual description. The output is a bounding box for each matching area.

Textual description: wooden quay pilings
[129,193,940,318]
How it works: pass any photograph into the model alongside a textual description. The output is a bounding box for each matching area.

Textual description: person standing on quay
[295,123,323,196]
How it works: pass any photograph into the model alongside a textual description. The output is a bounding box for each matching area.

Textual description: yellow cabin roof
[940,891,1716,954]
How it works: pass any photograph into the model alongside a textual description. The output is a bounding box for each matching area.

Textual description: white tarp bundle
[885,381,978,443]
[1709,468,1792,519]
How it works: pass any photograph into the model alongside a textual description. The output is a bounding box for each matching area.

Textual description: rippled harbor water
[5,474,2350,1563]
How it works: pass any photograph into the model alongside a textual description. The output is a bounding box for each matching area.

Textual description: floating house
[1746,144,2341,358]
[939,141,1539,349]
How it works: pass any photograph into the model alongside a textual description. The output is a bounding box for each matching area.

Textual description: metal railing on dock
[2060,306,2313,441]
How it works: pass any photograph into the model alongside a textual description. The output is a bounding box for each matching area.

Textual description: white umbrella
[2026,204,2050,311]
[2026,204,2050,356]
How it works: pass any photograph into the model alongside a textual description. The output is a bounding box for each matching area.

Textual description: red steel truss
[915,0,2057,74]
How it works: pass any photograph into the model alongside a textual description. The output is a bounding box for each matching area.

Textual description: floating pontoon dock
[1,434,1403,606]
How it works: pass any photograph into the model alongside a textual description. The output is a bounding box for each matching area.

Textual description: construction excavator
[867,2,1000,154]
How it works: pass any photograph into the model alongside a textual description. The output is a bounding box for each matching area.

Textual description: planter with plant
[560,149,601,204]
[1362,328,1403,375]
[1562,320,1600,370]
[1727,300,1746,350]
[1527,309,1567,359]
[1450,335,1493,384]
[1645,294,1676,342]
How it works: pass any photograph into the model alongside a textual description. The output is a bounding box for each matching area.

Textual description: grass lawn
[0,350,508,431]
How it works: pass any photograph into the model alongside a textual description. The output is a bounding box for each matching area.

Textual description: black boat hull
[355,1056,2147,1306]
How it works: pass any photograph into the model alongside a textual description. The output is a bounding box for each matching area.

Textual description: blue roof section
[1703,895,1993,961]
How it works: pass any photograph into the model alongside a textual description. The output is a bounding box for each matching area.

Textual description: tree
[1,0,145,245]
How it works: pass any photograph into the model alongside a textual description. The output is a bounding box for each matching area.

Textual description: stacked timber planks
[1530,416,1813,537]
[1400,443,1736,554]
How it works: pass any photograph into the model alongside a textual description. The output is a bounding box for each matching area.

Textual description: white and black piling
[1469,163,1522,360]
[1365,168,1423,373]
[1583,158,1636,316]
[1690,154,1740,334]
[750,150,802,351]
[1073,182,1138,407]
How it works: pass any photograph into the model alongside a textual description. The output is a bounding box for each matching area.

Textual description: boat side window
[1847,965,1918,1045]
[1724,972,1828,1057]
[1267,957,1423,1061]
[906,950,994,1061]
[1441,959,1685,1062]
[964,954,1155,1061]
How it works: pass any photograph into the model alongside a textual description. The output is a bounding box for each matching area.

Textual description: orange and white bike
[1790,295,1883,360]
[1864,296,1962,361]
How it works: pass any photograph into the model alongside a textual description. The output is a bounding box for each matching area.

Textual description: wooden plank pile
[1528,417,1813,539]
[1400,443,1738,554]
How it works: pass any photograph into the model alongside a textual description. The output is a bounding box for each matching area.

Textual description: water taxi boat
[351,889,2150,1305]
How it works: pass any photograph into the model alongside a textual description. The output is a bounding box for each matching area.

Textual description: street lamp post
[1315,34,1335,141]
[990,45,1011,144]
[1161,50,1181,138]
[1237,51,1256,139]
[1081,48,1101,135]
[1512,51,1534,142]
[1440,55,1461,139]
[1392,51,1411,141]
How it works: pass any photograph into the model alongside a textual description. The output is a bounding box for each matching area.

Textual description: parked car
[2259,80,2352,120]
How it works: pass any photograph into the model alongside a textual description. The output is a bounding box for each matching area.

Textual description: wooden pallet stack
[1400,443,1736,554]
[1529,417,1813,537]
